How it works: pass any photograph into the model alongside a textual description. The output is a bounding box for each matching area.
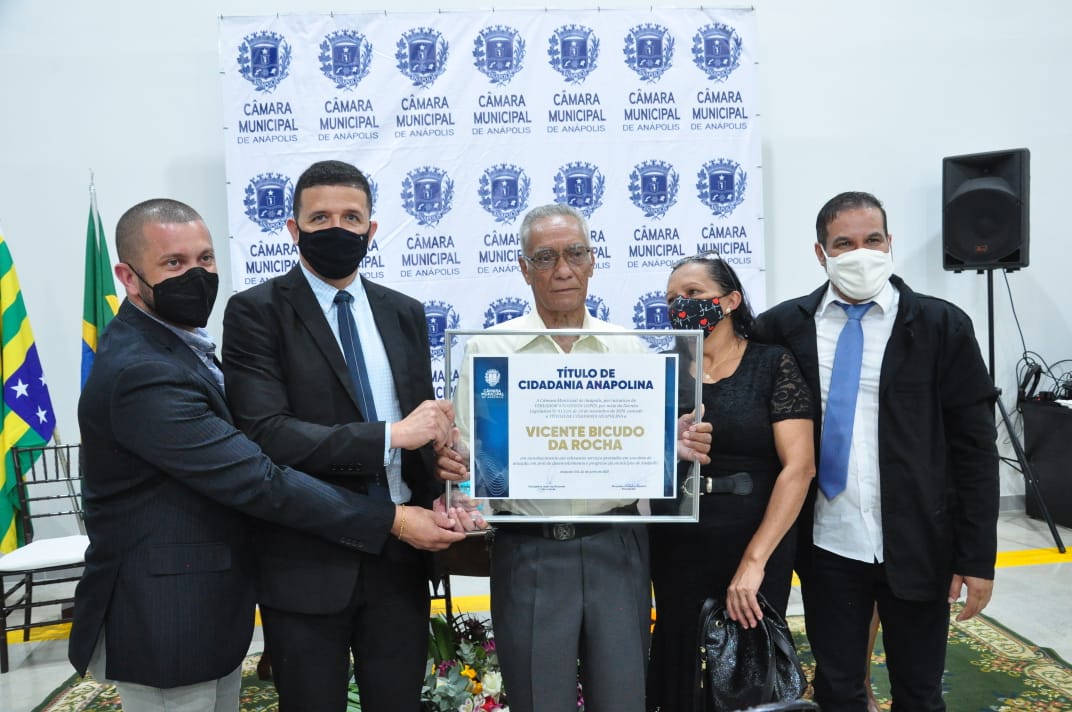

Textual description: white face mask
[823,247,893,301]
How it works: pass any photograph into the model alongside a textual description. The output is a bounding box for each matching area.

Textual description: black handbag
[692,593,807,711]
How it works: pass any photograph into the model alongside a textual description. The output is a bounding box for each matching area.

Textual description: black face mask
[669,295,725,338]
[130,265,219,328]
[298,226,370,279]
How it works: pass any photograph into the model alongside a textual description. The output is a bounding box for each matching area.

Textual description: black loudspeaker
[942,148,1030,272]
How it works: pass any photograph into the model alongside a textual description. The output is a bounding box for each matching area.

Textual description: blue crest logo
[692,23,742,82]
[586,294,610,321]
[396,28,449,89]
[238,31,292,93]
[319,30,372,90]
[473,25,525,85]
[423,300,461,360]
[623,23,674,82]
[401,167,454,227]
[483,297,530,328]
[548,25,600,84]
[365,173,379,214]
[479,164,531,224]
[633,290,673,351]
[243,173,294,234]
[696,159,747,217]
[553,162,605,218]
[629,160,679,219]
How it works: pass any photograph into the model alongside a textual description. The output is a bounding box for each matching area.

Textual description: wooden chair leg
[443,575,455,628]
[0,572,8,673]
[23,576,33,642]
[1,603,9,673]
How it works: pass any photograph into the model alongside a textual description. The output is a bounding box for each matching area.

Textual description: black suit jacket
[752,276,999,600]
[70,301,395,688]
[221,266,440,614]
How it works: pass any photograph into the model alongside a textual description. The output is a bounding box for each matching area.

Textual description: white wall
[1,1,1068,501]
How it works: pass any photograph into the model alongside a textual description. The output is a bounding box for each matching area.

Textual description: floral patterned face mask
[669,295,725,337]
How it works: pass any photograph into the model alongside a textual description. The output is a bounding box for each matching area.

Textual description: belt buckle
[681,475,709,497]
[551,523,575,541]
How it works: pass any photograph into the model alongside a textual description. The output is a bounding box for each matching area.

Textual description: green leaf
[346,681,361,711]
[428,614,458,663]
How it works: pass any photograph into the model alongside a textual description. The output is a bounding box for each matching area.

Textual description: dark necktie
[334,290,378,423]
[818,301,875,500]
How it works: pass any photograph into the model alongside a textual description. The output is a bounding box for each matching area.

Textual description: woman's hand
[726,558,766,629]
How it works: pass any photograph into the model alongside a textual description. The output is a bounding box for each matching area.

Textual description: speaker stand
[986,271,1065,552]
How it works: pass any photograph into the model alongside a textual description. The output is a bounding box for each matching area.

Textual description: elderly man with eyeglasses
[438,203,711,712]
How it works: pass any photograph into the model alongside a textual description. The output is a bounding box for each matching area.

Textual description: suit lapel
[122,302,228,403]
[879,276,918,396]
[786,287,825,397]
[790,281,923,407]
[278,268,362,410]
[365,278,413,411]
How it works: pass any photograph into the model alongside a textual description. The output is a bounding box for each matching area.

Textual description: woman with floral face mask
[647,253,817,712]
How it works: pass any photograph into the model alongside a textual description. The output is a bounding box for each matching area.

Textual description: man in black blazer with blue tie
[70,198,464,712]
[221,160,462,712]
[753,191,999,711]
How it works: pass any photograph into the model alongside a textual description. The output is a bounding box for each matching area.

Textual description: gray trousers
[490,524,650,712]
[88,632,242,712]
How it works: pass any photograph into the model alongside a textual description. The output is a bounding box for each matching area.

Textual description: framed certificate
[444,328,703,523]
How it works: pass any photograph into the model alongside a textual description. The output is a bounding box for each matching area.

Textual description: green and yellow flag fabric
[81,196,118,387]
[1,225,56,552]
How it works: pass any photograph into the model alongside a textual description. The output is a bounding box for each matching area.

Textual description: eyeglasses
[523,244,593,271]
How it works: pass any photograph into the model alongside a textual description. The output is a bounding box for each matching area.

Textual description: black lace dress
[647,341,813,712]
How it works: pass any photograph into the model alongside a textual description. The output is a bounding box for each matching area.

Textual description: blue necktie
[335,291,391,500]
[818,301,875,500]
[334,290,378,423]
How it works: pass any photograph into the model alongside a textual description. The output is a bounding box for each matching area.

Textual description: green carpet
[788,608,1072,710]
[32,608,1072,711]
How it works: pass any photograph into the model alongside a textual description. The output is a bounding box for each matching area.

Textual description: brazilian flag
[81,196,118,388]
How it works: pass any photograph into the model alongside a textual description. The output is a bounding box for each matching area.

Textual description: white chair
[0,444,87,673]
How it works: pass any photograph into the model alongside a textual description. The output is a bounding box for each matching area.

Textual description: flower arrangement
[422,614,509,712]
[343,614,586,711]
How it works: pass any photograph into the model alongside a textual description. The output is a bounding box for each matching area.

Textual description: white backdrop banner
[219,8,764,396]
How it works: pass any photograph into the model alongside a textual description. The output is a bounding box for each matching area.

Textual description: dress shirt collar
[299,261,367,313]
[493,310,614,352]
[818,277,896,319]
[130,302,224,390]
[131,301,218,357]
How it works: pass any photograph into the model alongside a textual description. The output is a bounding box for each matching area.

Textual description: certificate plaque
[445,329,703,523]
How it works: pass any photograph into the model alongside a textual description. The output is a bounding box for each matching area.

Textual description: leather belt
[681,471,753,496]
[497,504,639,541]
[500,522,615,541]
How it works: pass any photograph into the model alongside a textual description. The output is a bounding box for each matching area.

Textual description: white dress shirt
[300,263,411,504]
[813,279,899,563]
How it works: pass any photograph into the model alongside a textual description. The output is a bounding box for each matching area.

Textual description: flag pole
[89,170,97,214]
[81,170,118,390]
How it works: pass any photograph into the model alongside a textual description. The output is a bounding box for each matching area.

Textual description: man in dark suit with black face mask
[222,160,470,712]
[70,198,463,712]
